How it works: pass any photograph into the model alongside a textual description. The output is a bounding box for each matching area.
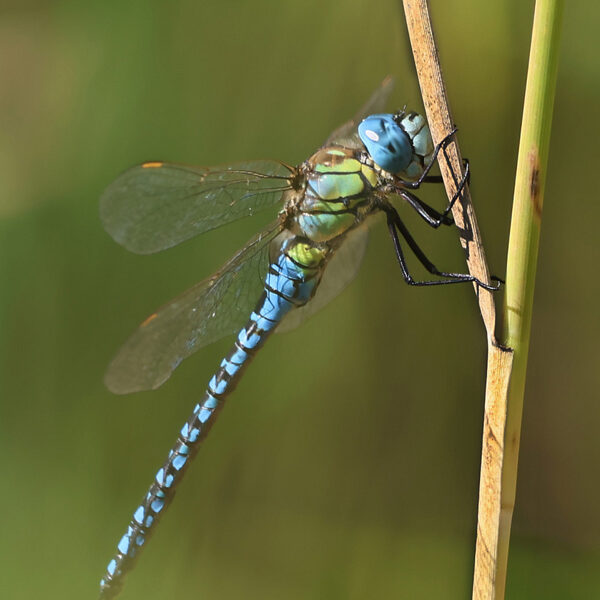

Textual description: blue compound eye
[358,113,412,174]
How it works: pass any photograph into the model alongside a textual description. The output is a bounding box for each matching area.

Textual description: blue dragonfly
[98,79,497,599]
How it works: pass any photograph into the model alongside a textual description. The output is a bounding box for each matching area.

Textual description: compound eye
[358,113,413,174]
[363,129,380,142]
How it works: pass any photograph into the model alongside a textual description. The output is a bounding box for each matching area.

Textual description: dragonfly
[98,78,497,599]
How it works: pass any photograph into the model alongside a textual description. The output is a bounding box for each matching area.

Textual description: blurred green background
[1,1,598,598]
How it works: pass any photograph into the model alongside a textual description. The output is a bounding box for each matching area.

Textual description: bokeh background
[1,1,597,598]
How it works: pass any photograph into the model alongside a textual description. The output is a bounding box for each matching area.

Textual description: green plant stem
[497,0,564,597]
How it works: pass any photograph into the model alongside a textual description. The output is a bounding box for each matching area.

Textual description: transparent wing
[100,161,293,254]
[277,225,369,333]
[324,76,395,148]
[105,223,283,394]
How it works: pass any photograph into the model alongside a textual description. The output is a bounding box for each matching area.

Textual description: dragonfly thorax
[358,111,434,180]
[283,146,379,243]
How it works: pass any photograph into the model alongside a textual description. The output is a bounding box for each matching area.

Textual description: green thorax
[285,146,380,243]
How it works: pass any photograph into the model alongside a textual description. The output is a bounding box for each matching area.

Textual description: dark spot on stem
[529,152,542,219]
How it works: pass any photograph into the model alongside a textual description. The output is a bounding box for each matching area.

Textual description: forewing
[277,225,369,333]
[105,223,282,394]
[324,76,395,148]
[100,161,292,254]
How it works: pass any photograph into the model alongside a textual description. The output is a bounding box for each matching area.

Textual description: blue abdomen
[99,236,327,599]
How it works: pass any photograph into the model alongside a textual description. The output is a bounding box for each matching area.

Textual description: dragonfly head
[358,112,434,180]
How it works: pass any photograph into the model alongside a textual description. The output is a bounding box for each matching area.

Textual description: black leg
[397,189,454,228]
[420,158,470,186]
[420,175,443,184]
[420,158,468,226]
[391,129,470,227]
[394,128,459,190]
[393,159,470,229]
[383,206,500,291]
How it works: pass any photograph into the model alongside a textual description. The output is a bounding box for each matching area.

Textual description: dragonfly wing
[324,76,395,148]
[277,224,369,333]
[100,161,292,254]
[105,222,283,394]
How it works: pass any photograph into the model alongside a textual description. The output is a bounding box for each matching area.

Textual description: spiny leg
[394,130,470,227]
[395,128,462,189]
[420,174,443,183]
[420,159,469,185]
[423,150,505,284]
[396,156,504,284]
[383,205,500,290]
[428,157,470,225]
[396,189,454,229]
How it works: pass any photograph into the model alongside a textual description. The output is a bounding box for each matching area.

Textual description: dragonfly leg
[420,161,470,185]
[420,175,443,183]
[383,205,500,290]
[416,158,470,225]
[395,128,462,189]
[434,156,470,224]
[394,133,470,228]
[396,189,455,228]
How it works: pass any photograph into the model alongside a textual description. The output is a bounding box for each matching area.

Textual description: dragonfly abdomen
[99,237,328,599]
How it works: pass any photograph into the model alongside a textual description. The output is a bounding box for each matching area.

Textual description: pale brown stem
[401,2,514,599]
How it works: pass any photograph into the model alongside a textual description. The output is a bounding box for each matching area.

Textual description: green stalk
[496,1,564,597]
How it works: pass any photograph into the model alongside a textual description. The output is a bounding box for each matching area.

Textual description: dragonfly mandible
[98,78,496,599]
